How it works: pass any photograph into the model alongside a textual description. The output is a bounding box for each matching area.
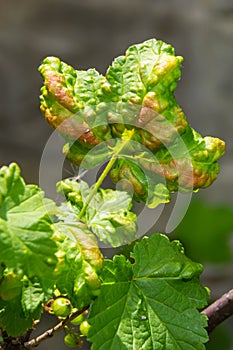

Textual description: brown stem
[23,306,89,349]
[0,327,33,349]
[201,288,233,333]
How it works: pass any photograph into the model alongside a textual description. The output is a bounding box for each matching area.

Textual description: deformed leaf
[88,234,209,350]
[53,222,103,308]
[39,38,225,209]
[86,187,137,247]
[100,255,133,284]
[39,56,110,144]
[57,179,137,247]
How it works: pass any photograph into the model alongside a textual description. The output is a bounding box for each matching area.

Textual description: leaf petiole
[78,129,135,219]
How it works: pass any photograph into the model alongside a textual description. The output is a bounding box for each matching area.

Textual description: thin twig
[23,306,89,349]
[201,288,233,333]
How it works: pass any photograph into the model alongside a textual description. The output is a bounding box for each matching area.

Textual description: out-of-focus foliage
[206,325,231,350]
[171,198,233,263]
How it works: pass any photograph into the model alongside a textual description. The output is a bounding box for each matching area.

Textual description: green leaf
[88,234,209,350]
[0,163,57,283]
[100,255,133,284]
[147,183,170,208]
[0,163,58,335]
[80,142,114,169]
[39,38,225,208]
[0,271,22,301]
[21,278,45,316]
[0,295,42,337]
[57,179,137,247]
[53,222,103,308]
[0,273,44,336]
[0,295,41,337]
[39,56,110,145]
[86,187,137,247]
[171,199,233,263]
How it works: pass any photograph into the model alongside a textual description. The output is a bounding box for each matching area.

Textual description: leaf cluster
[0,164,103,335]
[0,38,228,349]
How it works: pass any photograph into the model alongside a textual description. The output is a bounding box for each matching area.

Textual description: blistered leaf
[53,222,103,308]
[57,179,137,247]
[39,56,110,144]
[88,234,209,350]
[0,163,57,283]
[39,38,225,208]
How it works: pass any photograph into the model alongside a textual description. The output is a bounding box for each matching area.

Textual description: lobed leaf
[88,234,209,350]
[0,163,57,282]
[39,38,225,208]
[0,163,58,335]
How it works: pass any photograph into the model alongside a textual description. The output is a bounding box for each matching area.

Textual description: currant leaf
[0,163,57,335]
[57,179,137,247]
[87,234,209,350]
[53,222,103,308]
[0,296,38,337]
[39,38,225,208]
[0,163,57,282]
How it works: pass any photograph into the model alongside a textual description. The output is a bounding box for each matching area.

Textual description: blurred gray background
[0,0,232,349]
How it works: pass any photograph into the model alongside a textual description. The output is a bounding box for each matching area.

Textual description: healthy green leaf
[0,163,58,335]
[0,163,57,282]
[88,234,209,350]
[57,179,137,247]
[39,38,225,208]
